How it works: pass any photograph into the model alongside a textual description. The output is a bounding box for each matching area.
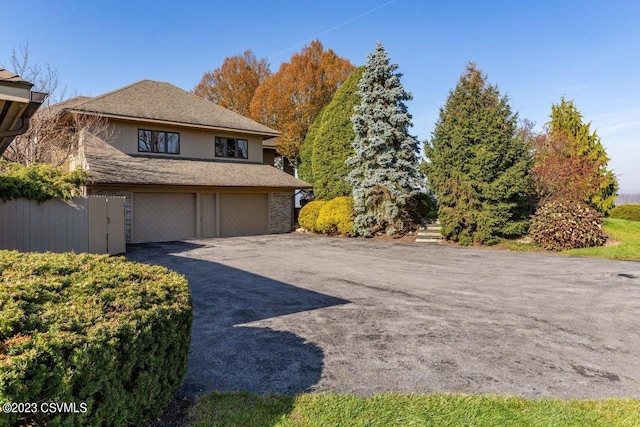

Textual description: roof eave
[85,181,312,189]
[66,109,281,139]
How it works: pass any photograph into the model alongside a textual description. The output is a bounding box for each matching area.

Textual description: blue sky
[3,0,639,192]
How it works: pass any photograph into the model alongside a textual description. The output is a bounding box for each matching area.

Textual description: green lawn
[496,218,640,260]
[188,392,640,427]
[562,218,640,260]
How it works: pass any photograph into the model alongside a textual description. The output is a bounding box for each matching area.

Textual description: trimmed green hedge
[609,204,640,221]
[316,197,355,236]
[0,161,89,202]
[299,201,327,231]
[0,251,192,426]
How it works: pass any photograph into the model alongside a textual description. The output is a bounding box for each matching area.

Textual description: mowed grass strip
[188,392,640,427]
[563,218,640,260]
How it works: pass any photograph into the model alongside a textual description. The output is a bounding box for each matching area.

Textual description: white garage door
[132,193,196,243]
[220,193,268,237]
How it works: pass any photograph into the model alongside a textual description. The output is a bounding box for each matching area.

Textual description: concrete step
[419,227,441,233]
[417,220,442,244]
[417,229,442,236]
[416,226,443,244]
[415,237,443,244]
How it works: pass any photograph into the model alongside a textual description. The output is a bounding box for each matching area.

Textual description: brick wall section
[87,189,133,243]
[270,192,293,234]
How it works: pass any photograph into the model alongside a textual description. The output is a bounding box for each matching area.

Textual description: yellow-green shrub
[299,200,326,231]
[0,161,90,202]
[0,251,192,427]
[316,196,355,235]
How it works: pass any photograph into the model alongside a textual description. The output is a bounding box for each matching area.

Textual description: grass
[188,392,640,427]
[495,238,544,252]
[563,218,640,260]
[494,218,640,260]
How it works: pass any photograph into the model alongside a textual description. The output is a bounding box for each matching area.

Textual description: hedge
[316,197,355,236]
[609,204,640,221]
[0,251,192,426]
[299,200,327,231]
[0,161,89,202]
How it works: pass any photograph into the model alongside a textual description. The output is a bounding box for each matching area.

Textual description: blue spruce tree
[347,43,422,236]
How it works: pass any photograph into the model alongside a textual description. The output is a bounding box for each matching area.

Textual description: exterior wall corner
[269,192,293,234]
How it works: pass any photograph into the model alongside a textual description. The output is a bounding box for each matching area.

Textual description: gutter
[0,91,48,156]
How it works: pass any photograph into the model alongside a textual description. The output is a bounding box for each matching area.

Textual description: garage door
[132,193,196,243]
[220,193,268,237]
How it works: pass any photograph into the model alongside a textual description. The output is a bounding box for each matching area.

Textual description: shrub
[407,192,436,223]
[609,204,640,221]
[0,251,192,427]
[298,200,326,231]
[529,200,605,251]
[0,161,90,202]
[316,196,355,236]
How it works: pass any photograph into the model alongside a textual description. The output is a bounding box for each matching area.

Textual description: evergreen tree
[547,98,618,214]
[299,67,364,200]
[424,63,532,245]
[298,108,323,187]
[347,43,422,236]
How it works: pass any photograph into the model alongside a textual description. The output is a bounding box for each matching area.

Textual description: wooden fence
[0,196,125,254]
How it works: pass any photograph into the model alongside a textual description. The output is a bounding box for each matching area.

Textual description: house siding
[109,119,265,163]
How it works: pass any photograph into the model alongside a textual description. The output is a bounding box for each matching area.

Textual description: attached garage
[200,193,217,238]
[82,134,311,244]
[132,192,196,243]
[220,193,268,237]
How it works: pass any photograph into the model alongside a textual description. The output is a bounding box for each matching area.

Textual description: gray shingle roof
[67,80,280,138]
[36,96,91,117]
[0,68,32,87]
[81,133,311,189]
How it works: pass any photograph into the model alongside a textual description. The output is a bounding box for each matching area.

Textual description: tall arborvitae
[424,63,532,245]
[548,98,618,214]
[299,66,364,200]
[347,43,422,236]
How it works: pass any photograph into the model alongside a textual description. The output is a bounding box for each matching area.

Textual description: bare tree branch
[1,42,106,165]
[3,107,115,166]
[4,42,67,105]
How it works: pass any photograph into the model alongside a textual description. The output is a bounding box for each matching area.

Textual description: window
[215,137,248,159]
[138,129,180,154]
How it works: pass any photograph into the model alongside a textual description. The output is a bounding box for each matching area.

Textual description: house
[61,79,310,244]
[0,68,47,155]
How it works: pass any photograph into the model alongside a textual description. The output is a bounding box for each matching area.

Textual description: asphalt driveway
[126,234,640,399]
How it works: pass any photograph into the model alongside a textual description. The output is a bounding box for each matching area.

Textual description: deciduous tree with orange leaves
[193,50,270,118]
[249,40,354,166]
